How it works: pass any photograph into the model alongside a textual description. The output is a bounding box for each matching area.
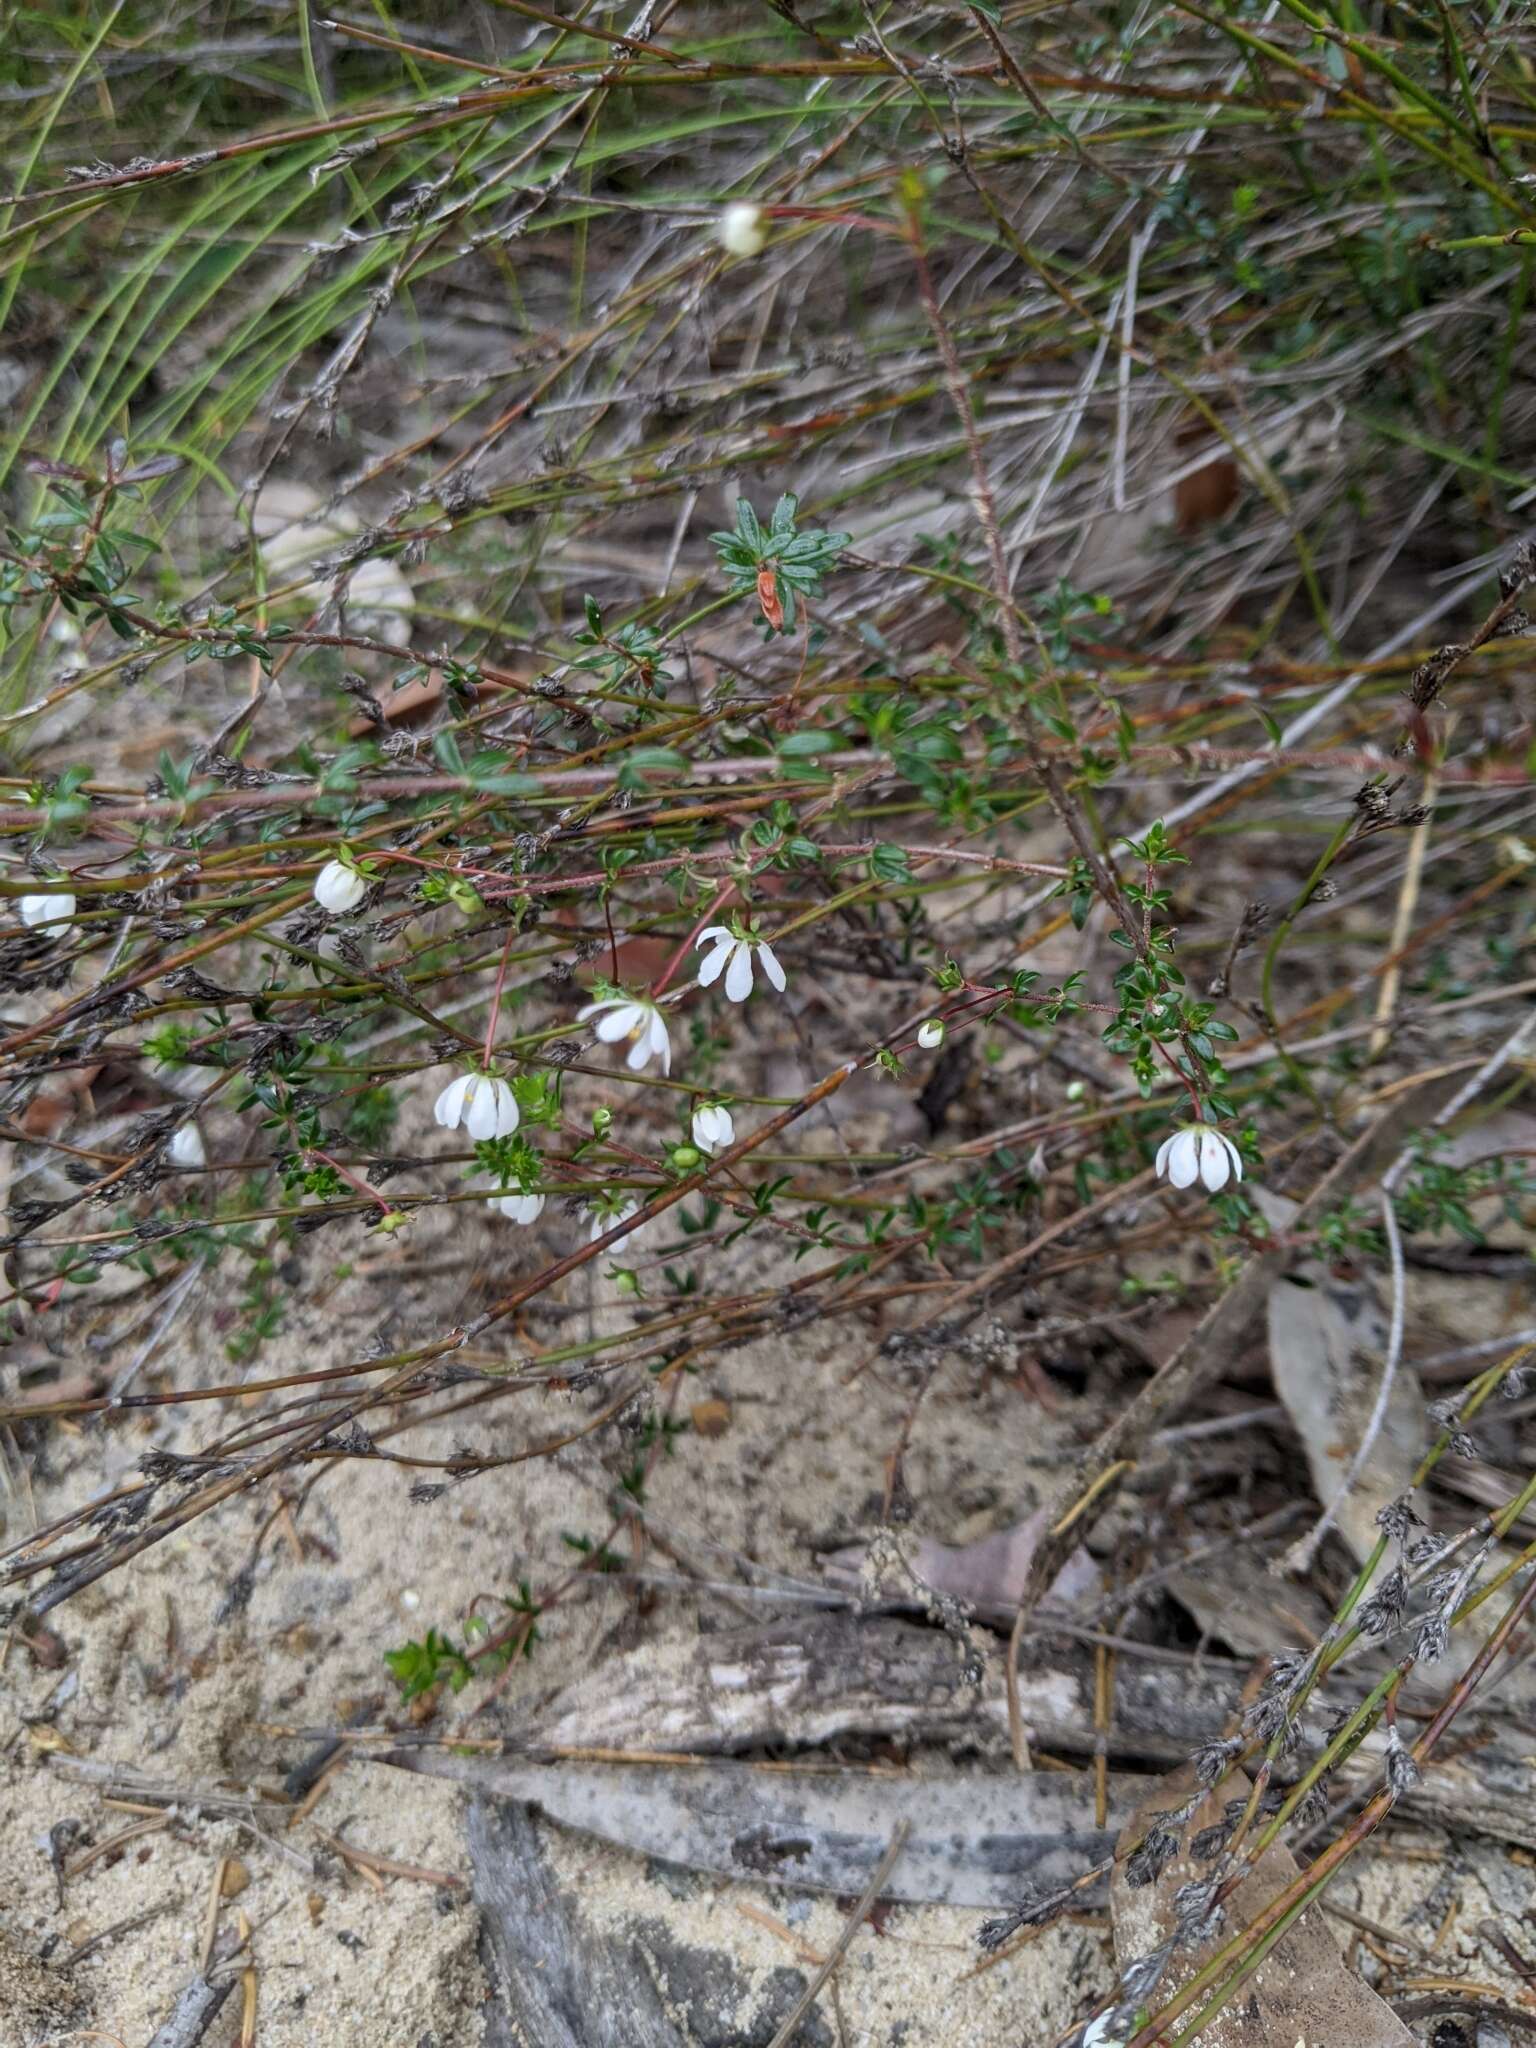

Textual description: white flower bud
[916,1019,945,1050]
[313,857,367,915]
[717,202,766,258]
[692,1103,735,1155]
[19,890,75,932]
[589,1199,643,1252]
[168,1124,206,1170]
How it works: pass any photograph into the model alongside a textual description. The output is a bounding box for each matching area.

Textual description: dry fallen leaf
[822,1508,1099,1617]
[1257,1190,1424,1565]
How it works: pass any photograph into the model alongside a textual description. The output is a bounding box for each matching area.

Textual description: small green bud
[670,1143,703,1171]
[592,1106,613,1139]
[447,879,484,915]
[613,1268,642,1296]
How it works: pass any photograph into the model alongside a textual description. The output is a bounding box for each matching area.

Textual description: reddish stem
[651,879,736,1000]
[308,1149,394,1217]
[483,927,518,1064]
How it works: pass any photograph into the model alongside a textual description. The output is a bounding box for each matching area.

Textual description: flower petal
[695,1105,734,1154]
[1154,1134,1178,1179]
[649,1012,672,1075]
[462,1078,496,1141]
[489,1081,520,1137]
[594,1003,641,1043]
[1167,1130,1200,1189]
[755,940,786,992]
[695,926,733,949]
[435,1075,470,1128]
[1222,1135,1244,1183]
[1199,1132,1231,1192]
[724,941,754,1003]
[577,998,621,1024]
[697,939,734,989]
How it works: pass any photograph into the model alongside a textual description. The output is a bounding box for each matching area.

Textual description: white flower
[578,994,672,1074]
[19,890,75,932]
[588,1199,644,1252]
[491,1190,546,1225]
[717,202,766,257]
[916,1018,945,1050]
[692,1103,735,1155]
[696,926,787,1004]
[167,1123,206,1170]
[1081,2017,1121,2048]
[314,857,367,915]
[1154,1122,1243,1194]
[435,1071,519,1140]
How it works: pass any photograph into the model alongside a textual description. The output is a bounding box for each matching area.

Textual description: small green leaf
[776,730,836,757]
[870,842,912,883]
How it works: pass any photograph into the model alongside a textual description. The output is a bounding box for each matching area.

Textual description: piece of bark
[525,1613,1217,1766]
[510,1615,1536,1854]
[390,1751,1134,1906]
[1110,1769,1414,2048]
[143,1974,237,2048]
[469,1795,833,2048]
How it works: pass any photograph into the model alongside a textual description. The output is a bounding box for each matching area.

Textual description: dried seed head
[1407,643,1465,712]
[977,1880,1071,1948]
[1357,1565,1409,1639]
[1172,1877,1224,1945]
[1384,1724,1420,1800]
[1190,1735,1243,1786]
[1294,1779,1332,1829]
[1376,1495,1424,1545]
[1354,780,1395,823]
[1406,1532,1448,1569]
[1125,1822,1181,1890]
[1427,1396,1479,1461]
[1498,538,1535,597]
[1423,1566,1463,1609]
[1190,1818,1233,1862]
[1265,1646,1312,1694]
[1414,1613,1450,1664]
[1119,1942,1174,2003]
[1242,1690,1301,1749]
